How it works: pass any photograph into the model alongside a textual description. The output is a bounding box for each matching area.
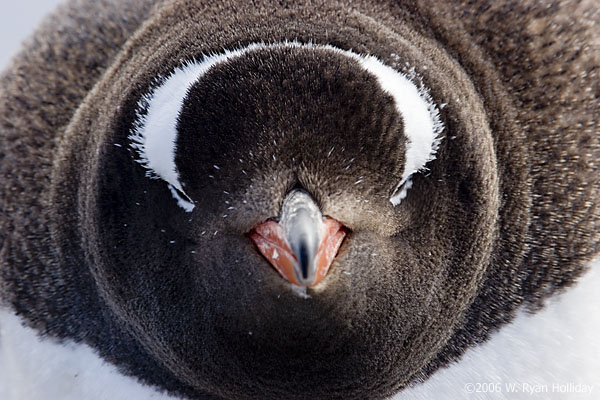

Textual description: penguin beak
[249,190,347,286]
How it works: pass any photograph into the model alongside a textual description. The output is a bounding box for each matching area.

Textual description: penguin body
[1,1,598,399]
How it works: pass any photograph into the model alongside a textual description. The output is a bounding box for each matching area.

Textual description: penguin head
[108,42,452,397]
[54,17,500,397]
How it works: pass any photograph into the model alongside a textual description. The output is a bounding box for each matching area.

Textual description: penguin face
[101,42,455,396]
[53,17,501,397]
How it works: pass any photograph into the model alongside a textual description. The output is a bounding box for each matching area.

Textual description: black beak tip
[298,244,311,280]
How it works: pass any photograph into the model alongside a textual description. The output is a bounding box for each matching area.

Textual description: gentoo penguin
[1,0,598,399]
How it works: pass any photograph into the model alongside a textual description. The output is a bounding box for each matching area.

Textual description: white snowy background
[0,0,65,71]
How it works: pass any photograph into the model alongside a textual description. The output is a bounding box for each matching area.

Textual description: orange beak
[250,218,346,286]
[249,189,346,286]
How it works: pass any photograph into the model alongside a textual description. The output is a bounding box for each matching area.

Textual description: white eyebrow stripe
[356,57,444,206]
[129,44,268,212]
[129,41,443,211]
